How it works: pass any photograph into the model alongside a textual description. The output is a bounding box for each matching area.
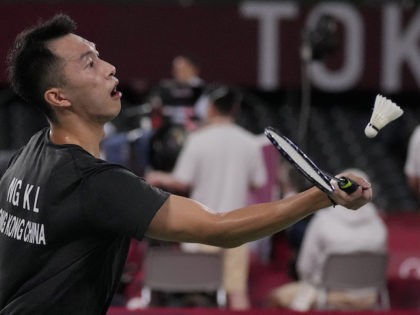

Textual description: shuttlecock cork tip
[365,123,378,138]
[364,94,404,138]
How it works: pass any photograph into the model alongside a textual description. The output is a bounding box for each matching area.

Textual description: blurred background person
[142,54,209,176]
[266,168,388,311]
[101,54,207,178]
[404,125,420,205]
[147,54,207,131]
[146,84,267,309]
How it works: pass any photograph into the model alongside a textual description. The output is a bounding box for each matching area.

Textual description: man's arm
[145,170,190,194]
[145,172,372,248]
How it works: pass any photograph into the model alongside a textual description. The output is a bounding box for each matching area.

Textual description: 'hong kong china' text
[0,177,46,245]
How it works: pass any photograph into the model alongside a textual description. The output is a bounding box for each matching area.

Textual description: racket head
[264,127,334,194]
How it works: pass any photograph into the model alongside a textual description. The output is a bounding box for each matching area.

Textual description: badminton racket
[264,127,358,195]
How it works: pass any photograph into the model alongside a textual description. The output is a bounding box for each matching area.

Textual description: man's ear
[44,88,71,108]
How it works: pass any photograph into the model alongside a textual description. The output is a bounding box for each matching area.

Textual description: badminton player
[0,14,372,314]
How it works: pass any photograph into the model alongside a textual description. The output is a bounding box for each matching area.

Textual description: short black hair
[7,14,77,121]
[206,84,242,116]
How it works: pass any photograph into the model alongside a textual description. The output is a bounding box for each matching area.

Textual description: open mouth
[111,86,118,97]
[110,83,122,98]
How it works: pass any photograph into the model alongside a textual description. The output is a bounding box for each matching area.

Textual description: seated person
[267,169,388,311]
[405,125,420,203]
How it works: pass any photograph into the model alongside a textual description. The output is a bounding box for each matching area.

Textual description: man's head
[7,14,121,124]
[171,54,200,84]
[7,14,76,121]
[206,85,241,117]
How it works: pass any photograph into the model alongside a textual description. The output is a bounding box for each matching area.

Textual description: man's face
[47,33,122,123]
[171,56,198,84]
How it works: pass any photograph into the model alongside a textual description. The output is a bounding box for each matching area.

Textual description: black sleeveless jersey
[0,128,169,314]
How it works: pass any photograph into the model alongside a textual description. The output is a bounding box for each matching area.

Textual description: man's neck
[207,115,233,125]
[49,122,104,158]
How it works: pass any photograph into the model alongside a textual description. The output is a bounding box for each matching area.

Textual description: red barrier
[108,307,420,315]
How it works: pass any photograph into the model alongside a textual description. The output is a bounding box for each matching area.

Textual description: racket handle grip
[337,177,359,194]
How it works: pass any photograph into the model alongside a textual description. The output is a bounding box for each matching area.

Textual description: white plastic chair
[132,247,226,309]
[317,251,390,310]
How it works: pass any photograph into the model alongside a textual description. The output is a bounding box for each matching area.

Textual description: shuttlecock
[364,94,404,138]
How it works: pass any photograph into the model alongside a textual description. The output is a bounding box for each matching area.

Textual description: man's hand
[329,172,372,210]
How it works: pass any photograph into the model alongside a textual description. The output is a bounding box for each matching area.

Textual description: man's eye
[85,57,94,68]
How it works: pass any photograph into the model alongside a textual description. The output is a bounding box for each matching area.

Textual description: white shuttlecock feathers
[364,94,404,138]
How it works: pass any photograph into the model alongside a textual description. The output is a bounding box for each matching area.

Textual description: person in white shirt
[404,125,420,202]
[267,169,387,310]
[146,85,267,309]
